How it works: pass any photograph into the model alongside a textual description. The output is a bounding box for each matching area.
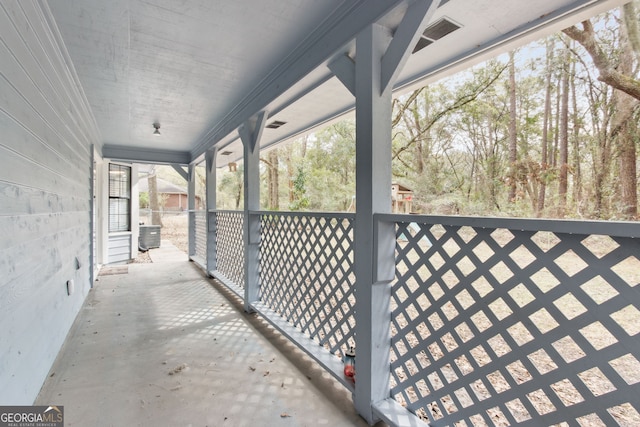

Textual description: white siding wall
[0,2,100,404]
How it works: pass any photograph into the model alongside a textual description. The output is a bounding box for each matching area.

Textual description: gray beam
[380,213,640,238]
[353,24,396,425]
[170,164,188,181]
[102,145,190,165]
[238,110,268,155]
[190,0,404,159]
[380,0,440,94]
[328,53,356,97]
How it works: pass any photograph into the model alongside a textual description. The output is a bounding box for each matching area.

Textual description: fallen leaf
[280,413,291,418]
[168,363,187,375]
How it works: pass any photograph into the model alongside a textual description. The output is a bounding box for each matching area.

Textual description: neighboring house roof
[138,178,188,195]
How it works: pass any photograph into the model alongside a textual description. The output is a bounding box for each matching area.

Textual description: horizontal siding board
[0,6,90,162]
[0,111,87,186]
[0,146,86,196]
[109,253,131,264]
[0,211,88,251]
[0,224,89,299]
[16,1,98,148]
[0,181,87,217]
[0,1,99,404]
[0,249,88,403]
[0,73,91,170]
[109,246,131,256]
[0,56,91,172]
[108,234,131,263]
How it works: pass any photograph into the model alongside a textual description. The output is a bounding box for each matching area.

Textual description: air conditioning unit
[139,225,161,249]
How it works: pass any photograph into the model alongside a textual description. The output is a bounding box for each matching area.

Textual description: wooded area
[217,2,640,220]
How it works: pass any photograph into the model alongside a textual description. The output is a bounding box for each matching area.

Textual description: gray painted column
[188,163,196,258]
[353,23,396,424]
[205,148,218,274]
[239,111,268,312]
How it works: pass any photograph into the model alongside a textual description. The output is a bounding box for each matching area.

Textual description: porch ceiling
[46,0,625,166]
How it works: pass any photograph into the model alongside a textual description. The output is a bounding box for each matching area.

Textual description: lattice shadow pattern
[260,213,356,356]
[214,211,245,288]
[390,221,640,426]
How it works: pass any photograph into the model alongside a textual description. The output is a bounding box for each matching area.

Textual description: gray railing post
[351,4,440,421]
[205,147,218,274]
[353,23,395,425]
[188,163,196,258]
[239,111,268,312]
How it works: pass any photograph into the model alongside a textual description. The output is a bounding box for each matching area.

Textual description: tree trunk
[557,44,570,217]
[284,146,295,203]
[413,93,425,174]
[616,110,638,219]
[148,169,163,227]
[552,77,561,170]
[507,51,518,203]
[570,54,582,215]
[266,149,280,210]
[538,39,554,217]
[613,13,639,219]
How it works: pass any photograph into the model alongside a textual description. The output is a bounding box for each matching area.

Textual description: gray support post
[353,24,396,424]
[205,148,218,275]
[188,163,196,258]
[238,111,268,312]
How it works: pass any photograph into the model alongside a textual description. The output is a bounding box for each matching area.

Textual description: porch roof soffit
[45,0,626,167]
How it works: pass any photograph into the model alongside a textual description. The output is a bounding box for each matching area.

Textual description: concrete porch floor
[36,242,374,427]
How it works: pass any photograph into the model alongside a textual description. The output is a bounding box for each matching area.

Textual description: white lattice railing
[208,210,640,426]
[386,214,640,426]
[194,210,207,263]
[259,212,356,357]
[212,210,245,289]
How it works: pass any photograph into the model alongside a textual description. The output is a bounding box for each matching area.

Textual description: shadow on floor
[37,256,382,427]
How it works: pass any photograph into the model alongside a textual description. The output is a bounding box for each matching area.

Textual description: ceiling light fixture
[153,122,161,135]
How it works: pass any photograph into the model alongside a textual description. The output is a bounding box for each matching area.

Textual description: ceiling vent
[413,17,461,54]
[220,150,233,156]
[266,120,287,129]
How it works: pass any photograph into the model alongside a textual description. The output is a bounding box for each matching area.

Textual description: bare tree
[563,3,639,218]
[557,43,571,217]
[507,51,518,203]
[262,149,280,210]
[538,38,555,216]
[148,165,163,226]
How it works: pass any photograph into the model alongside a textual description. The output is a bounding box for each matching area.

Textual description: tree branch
[563,21,640,100]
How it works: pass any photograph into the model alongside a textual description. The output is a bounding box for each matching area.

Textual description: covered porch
[1,0,639,426]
